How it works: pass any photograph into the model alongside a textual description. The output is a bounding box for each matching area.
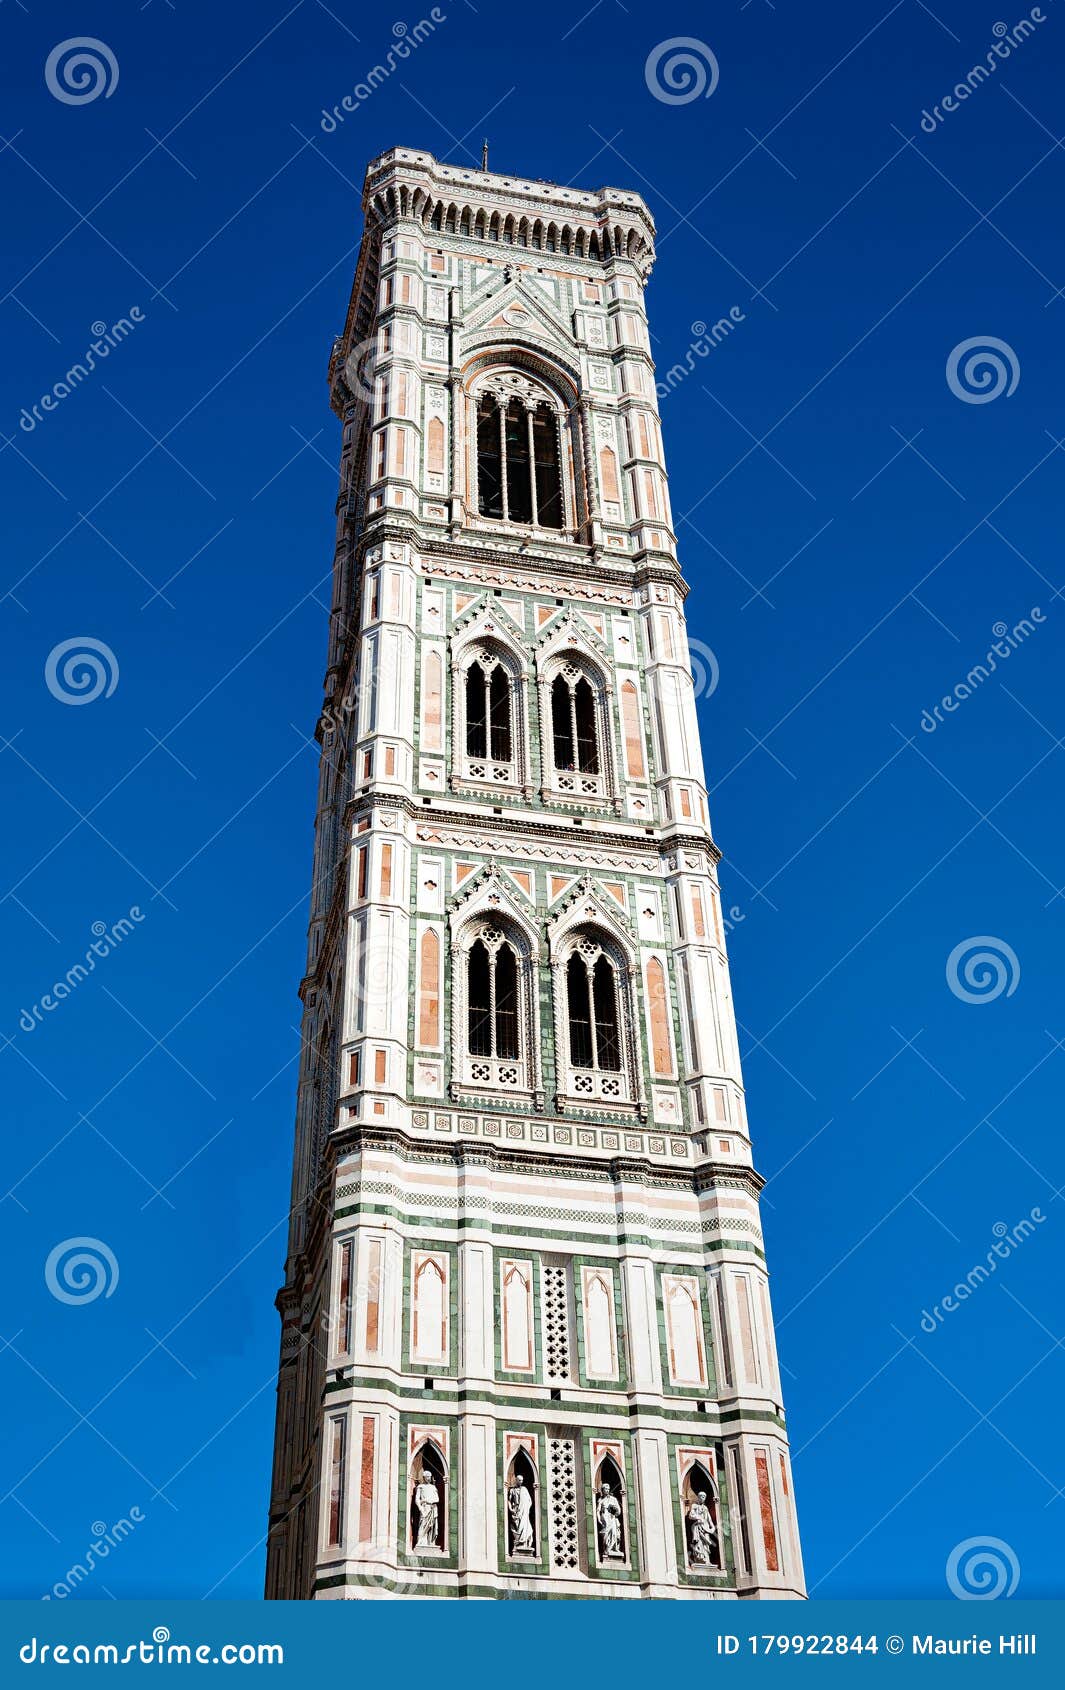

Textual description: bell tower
[265,146,805,1600]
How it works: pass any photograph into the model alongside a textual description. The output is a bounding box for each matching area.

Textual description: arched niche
[505,1447,538,1557]
[681,1459,721,1569]
[409,1440,447,1554]
[593,1452,626,1563]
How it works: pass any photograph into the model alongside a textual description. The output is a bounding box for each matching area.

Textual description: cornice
[352,517,685,593]
[339,792,722,867]
[363,147,656,244]
[325,1119,764,1198]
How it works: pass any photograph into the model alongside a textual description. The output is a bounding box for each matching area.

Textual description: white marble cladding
[268,145,805,1605]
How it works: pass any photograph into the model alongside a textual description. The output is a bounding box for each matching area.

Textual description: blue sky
[0,0,1062,1602]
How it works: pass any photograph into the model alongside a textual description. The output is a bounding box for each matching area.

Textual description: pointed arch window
[566,950,621,1072]
[475,392,564,530]
[545,659,609,802]
[468,934,520,1060]
[456,644,524,790]
[558,930,633,1106]
[458,919,534,1095]
[465,658,511,762]
[551,672,599,773]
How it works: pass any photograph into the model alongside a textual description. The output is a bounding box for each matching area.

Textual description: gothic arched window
[551,671,599,773]
[458,919,534,1095]
[566,949,621,1073]
[465,657,512,762]
[455,643,525,790]
[474,389,564,530]
[554,927,635,1108]
[468,934,520,1060]
[543,658,610,803]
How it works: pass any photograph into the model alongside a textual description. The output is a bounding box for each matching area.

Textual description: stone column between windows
[496,400,509,522]
[527,405,539,526]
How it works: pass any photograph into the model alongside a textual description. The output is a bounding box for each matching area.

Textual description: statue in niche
[507,1477,534,1553]
[596,1482,624,1559]
[687,1492,717,1565]
[413,1467,440,1551]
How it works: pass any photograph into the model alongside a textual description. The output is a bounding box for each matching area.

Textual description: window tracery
[540,654,612,804]
[551,923,640,1110]
[470,370,567,531]
[452,639,527,792]
[451,913,538,1098]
